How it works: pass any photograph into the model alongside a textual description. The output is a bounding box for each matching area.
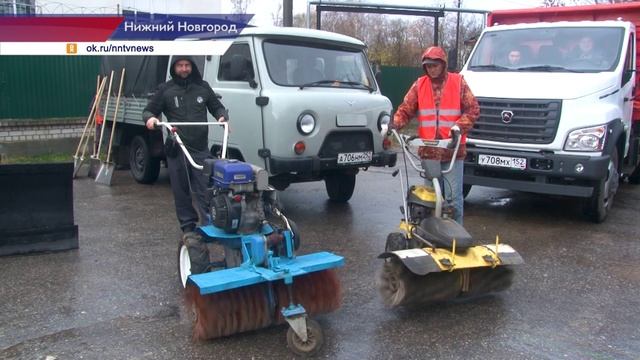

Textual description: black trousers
[166,150,210,232]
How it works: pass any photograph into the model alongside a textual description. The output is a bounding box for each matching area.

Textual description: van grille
[318,131,373,157]
[469,98,561,144]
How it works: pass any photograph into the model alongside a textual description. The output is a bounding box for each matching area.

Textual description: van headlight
[378,112,391,131]
[297,113,316,135]
[564,124,607,151]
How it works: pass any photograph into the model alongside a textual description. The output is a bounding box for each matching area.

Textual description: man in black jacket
[143,56,227,237]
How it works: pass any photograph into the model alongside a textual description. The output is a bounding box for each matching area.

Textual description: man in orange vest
[390,46,479,224]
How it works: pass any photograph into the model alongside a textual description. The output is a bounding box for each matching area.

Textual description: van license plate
[478,154,526,170]
[337,151,372,165]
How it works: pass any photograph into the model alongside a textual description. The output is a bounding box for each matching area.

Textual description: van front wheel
[129,136,160,184]
[325,172,356,203]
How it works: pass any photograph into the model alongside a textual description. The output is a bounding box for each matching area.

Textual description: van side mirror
[622,68,635,85]
[229,54,257,88]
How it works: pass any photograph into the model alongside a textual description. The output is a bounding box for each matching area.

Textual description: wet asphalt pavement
[1,163,639,360]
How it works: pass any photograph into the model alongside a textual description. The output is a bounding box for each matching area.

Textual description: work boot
[182,231,210,275]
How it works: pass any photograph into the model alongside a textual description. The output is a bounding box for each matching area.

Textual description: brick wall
[0,118,86,143]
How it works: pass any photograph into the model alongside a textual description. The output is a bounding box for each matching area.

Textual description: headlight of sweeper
[378,112,391,132]
[297,113,316,135]
[564,124,607,152]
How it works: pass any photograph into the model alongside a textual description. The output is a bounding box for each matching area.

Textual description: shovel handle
[75,77,107,157]
[96,70,115,159]
[105,68,125,164]
[79,105,98,159]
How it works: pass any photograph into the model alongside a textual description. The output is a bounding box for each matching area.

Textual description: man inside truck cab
[570,35,607,66]
[504,45,530,66]
[390,46,479,224]
[507,49,522,66]
[143,56,227,273]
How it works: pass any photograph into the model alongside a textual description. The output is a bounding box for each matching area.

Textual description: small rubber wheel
[286,318,324,357]
[177,233,210,288]
[178,241,191,288]
[385,232,408,252]
[288,219,302,250]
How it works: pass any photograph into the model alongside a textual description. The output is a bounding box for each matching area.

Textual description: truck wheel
[463,184,472,198]
[325,172,356,203]
[584,150,619,223]
[628,165,640,185]
[129,135,160,184]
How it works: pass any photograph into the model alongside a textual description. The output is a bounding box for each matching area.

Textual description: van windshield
[467,26,625,72]
[263,40,376,90]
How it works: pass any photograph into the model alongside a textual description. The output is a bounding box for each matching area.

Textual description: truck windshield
[263,40,376,90]
[467,27,625,72]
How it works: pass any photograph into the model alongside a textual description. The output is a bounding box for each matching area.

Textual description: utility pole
[455,0,461,70]
[283,0,293,27]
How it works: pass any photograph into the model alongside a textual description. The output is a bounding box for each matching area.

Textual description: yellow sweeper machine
[377,129,523,307]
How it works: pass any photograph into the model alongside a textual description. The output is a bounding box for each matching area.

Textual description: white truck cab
[461,20,640,221]
[198,27,396,202]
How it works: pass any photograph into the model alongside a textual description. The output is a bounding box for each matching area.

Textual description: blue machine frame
[189,224,344,295]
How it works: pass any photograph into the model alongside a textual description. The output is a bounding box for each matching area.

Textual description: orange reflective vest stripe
[416,73,465,144]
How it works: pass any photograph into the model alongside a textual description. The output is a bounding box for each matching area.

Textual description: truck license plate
[478,154,526,170]
[337,151,372,165]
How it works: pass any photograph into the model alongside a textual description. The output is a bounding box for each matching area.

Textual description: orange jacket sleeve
[457,77,479,134]
[392,80,419,130]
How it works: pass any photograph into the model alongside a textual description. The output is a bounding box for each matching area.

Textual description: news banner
[0,13,254,55]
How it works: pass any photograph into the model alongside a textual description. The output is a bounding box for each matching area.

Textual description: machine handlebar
[391,129,461,175]
[157,121,229,170]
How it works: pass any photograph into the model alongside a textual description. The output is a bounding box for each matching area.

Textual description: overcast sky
[220,0,545,27]
[34,0,547,21]
[35,1,546,19]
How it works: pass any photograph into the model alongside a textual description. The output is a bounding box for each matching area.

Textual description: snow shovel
[75,104,98,178]
[73,75,102,177]
[96,68,125,186]
[73,76,107,178]
[89,70,114,178]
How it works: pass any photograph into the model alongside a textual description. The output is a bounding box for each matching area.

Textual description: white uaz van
[202,27,397,202]
[110,27,396,203]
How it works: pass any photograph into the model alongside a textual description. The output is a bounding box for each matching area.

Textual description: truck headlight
[297,113,316,135]
[564,125,607,152]
[378,112,391,132]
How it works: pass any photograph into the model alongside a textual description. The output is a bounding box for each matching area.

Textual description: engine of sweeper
[202,159,273,235]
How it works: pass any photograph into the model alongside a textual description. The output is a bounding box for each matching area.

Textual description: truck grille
[318,130,373,157]
[469,98,561,144]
